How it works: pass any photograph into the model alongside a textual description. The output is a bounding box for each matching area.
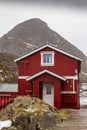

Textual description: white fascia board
[48,45,82,61]
[14,45,49,62]
[64,75,78,80]
[14,44,82,62]
[26,70,66,81]
[18,76,29,79]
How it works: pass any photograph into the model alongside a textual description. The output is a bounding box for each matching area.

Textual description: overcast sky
[0,0,87,56]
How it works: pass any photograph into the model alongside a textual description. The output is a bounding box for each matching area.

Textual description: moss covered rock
[0,96,69,130]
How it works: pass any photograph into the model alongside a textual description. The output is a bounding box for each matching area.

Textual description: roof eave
[14,44,82,62]
[26,70,66,81]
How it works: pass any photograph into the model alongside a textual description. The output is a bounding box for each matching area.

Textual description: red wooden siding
[18,79,32,95]
[30,73,61,109]
[0,96,15,109]
[54,80,61,109]
[62,79,74,91]
[61,94,79,109]
[19,47,78,77]
[61,79,79,109]
[0,45,80,109]
[17,46,81,109]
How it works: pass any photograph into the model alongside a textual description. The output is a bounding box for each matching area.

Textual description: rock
[0,96,69,130]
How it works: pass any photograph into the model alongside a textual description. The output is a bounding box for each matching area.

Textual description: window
[41,51,54,66]
[43,54,52,63]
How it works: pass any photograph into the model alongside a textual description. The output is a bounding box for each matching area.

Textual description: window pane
[48,54,52,63]
[46,86,51,94]
[43,54,52,63]
[46,54,49,63]
[43,54,47,63]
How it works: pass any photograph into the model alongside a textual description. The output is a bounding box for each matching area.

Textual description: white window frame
[41,51,54,66]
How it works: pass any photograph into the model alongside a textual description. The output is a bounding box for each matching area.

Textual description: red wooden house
[14,44,82,109]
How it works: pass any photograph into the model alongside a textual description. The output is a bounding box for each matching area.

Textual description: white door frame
[43,82,54,106]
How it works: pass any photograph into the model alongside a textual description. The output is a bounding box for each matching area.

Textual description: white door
[43,82,54,106]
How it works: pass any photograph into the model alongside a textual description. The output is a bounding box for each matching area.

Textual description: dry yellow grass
[55,109,69,122]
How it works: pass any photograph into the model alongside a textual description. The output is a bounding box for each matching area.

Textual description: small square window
[43,54,52,63]
[41,51,54,66]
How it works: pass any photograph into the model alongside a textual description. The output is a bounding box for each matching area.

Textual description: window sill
[41,64,54,66]
[61,91,76,94]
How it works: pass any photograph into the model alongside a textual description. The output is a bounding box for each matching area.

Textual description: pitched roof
[26,70,66,81]
[14,44,82,62]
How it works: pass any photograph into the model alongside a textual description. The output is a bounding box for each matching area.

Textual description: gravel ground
[46,104,87,130]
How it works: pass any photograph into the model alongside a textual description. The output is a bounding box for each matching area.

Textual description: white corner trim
[18,76,29,79]
[73,79,75,91]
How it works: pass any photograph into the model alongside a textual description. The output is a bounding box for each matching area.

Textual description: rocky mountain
[0,53,17,72]
[0,18,87,82]
[0,18,86,59]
